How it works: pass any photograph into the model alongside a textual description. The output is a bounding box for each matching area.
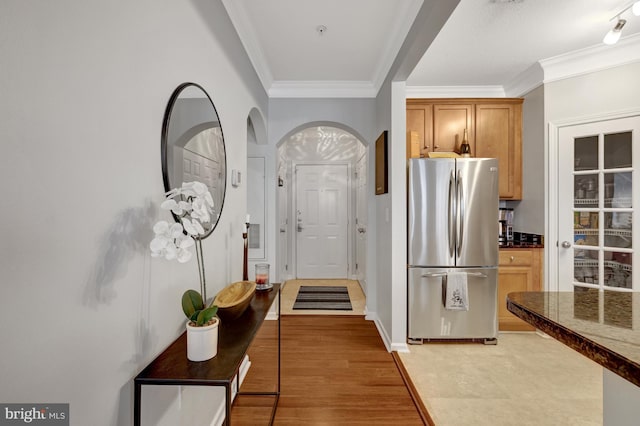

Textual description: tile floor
[399,332,603,426]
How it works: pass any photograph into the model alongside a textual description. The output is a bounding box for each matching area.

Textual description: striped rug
[292,286,353,311]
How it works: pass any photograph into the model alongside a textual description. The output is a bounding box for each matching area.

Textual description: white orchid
[149,181,215,263]
[149,220,195,263]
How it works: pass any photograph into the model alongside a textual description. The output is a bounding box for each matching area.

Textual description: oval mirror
[161,82,227,239]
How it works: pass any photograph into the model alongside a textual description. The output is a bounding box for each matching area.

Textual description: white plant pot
[186,318,219,362]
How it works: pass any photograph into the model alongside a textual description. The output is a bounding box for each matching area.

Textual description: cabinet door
[433,104,473,153]
[475,103,522,199]
[498,266,535,331]
[407,104,432,156]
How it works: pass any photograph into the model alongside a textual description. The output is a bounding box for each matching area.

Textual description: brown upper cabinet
[406,98,523,200]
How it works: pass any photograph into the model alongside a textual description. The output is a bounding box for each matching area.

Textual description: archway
[275,124,368,287]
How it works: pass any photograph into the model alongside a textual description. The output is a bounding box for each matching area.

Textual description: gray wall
[508,85,545,234]
[0,0,266,424]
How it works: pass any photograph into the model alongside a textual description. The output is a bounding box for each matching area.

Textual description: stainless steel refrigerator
[407,158,499,344]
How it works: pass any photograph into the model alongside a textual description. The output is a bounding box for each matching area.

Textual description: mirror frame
[161,82,227,239]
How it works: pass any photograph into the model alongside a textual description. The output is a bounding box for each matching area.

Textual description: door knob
[561,241,572,248]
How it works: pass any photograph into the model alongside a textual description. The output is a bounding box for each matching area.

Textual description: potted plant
[182,289,219,361]
[150,181,220,361]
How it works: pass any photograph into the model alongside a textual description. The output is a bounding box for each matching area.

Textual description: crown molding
[221,0,273,91]
[405,85,506,98]
[504,62,543,97]
[540,32,640,84]
[268,81,378,98]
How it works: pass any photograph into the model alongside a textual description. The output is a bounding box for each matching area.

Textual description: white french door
[295,164,349,278]
[557,116,640,292]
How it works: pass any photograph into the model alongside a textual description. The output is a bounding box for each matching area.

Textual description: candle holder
[255,263,272,291]
[243,222,250,281]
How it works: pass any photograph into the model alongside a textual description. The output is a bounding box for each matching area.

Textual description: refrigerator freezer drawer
[408,267,498,341]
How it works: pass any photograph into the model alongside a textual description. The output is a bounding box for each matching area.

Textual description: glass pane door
[562,117,639,293]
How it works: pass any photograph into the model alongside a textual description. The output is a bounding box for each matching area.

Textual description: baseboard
[367,311,410,353]
[392,352,435,426]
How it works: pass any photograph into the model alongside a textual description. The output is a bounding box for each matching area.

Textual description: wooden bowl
[213,281,256,320]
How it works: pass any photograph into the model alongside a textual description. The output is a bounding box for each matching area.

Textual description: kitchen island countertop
[506,291,640,387]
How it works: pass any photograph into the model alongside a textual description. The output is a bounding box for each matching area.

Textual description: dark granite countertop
[499,243,544,249]
[507,291,640,387]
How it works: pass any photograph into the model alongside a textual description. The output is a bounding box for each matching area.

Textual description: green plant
[182,289,218,326]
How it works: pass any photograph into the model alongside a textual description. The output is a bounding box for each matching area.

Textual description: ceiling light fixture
[603,1,640,44]
[603,18,627,44]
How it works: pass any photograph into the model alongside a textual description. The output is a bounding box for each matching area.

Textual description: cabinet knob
[434,145,440,149]
[510,256,515,262]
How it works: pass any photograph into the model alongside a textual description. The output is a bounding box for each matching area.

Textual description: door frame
[292,161,353,279]
[547,108,640,292]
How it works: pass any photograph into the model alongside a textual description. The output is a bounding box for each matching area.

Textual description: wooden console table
[134,284,281,425]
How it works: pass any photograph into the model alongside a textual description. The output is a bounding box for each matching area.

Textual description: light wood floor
[231,315,425,425]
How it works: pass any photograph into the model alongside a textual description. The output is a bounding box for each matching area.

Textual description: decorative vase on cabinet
[186,317,219,362]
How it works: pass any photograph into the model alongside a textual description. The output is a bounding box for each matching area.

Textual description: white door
[295,164,349,278]
[355,156,367,286]
[558,116,640,292]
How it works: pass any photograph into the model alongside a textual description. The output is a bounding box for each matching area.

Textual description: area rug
[292,286,353,311]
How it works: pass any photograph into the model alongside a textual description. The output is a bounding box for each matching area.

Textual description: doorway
[276,125,367,282]
[555,115,640,292]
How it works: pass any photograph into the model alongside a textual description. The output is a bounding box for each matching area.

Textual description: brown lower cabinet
[498,248,543,331]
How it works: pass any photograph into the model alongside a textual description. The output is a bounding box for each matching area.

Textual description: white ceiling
[223,0,640,98]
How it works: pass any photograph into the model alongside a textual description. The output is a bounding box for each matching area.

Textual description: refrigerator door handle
[421,271,487,278]
[421,272,447,278]
[467,272,487,278]
[456,170,465,258]
[448,170,456,258]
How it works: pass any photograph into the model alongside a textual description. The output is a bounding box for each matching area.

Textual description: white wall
[0,1,266,424]
[545,62,640,123]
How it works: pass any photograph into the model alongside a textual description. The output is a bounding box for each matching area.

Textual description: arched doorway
[276,125,368,285]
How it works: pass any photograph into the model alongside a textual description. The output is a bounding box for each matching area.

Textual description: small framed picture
[375,131,388,195]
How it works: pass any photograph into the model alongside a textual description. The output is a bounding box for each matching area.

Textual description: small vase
[186,317,219,361]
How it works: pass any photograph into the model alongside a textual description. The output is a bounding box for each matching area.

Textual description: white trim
[504,63,544,97]
[551,108,640,128]
[209,400,225,426]
[540,33,640,84]
[546,122,559,293]
[405,85,506,98]
[221,0,274,91]
[268,81,378,98]
[369,311,410,353]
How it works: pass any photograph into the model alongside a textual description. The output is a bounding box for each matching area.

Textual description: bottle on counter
[460,129,471,158]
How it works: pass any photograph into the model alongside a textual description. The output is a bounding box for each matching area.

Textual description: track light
[603,18,627,45]
[603,1,640,45]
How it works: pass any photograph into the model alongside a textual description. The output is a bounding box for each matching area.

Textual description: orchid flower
[150,181,214,264]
